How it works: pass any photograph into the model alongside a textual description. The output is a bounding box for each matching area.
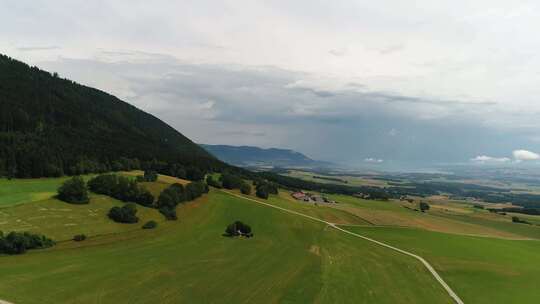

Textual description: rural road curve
[223,191,465,304]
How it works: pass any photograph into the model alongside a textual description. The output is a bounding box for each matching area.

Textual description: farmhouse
[291,191,307,200]
[291,191,335,203]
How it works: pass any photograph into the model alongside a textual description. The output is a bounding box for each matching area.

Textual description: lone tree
[57,176,89,204]
[224,221,253,237]
[419,202,430,212]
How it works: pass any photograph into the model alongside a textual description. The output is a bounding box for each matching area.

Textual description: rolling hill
[0,54,222,178]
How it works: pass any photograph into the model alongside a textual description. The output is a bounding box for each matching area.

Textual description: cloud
[512,149,540,161]
[470,155,511,163]
[364,158,384,163]
[17,46,60,51]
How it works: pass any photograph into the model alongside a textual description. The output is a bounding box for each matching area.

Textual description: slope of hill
[201,144,335,168]
[0,54,222,178]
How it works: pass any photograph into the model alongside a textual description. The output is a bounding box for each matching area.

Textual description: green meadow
[343,226,540,304]
[0,182,451,303]
[2,175,540,303]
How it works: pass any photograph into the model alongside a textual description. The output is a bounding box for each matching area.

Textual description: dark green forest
[0,54,225,178]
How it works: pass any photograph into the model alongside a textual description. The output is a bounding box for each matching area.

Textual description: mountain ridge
[201,144,336,169]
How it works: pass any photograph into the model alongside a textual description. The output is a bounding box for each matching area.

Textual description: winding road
[223,191,465,304]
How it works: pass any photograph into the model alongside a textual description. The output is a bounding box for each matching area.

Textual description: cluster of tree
[224,221,253,237]
[57,176,89,204]
[73,234,87,242]
[88,174,154,207]
[157,181,208,220]
[253,179,279,199]
[0,231,55,255]
[419,202,430,212]
[216,172,252,195]
[136,170,158,182]
[206,175,222,188]
[0,54,226,179]
[219,173,245,189]
[108,204,139,223]
[144,161,207,181]
[142,220,158,229]
[487,207,540,216]
[511,216,530,225]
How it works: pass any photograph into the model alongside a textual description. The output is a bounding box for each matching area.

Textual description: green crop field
[342,226,540,304]
[0,184,452,303]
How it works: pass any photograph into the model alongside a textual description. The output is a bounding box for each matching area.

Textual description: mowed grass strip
[343,226,540,304]
[0,190,452,304]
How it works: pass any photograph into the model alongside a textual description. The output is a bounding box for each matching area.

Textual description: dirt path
[0,300,14,304]
[223,191,465,304]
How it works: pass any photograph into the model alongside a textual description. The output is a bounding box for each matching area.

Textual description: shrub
[256,186,269,199]
[136,170,158,182]
[224,221,253,237]
[142,220,158,229]
[240,183,252,195]
[206,175,222,188]
[512,216,530,224]
[108,204,139,223]
[57,176,89,204]
[0,231,55,255]
[135,188,155,207]
[221,173,244,189]
[73,234,87,242]
[419,202,430,212]
[159,207,177,220]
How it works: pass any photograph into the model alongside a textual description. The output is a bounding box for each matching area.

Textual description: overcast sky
[3,0,540,168]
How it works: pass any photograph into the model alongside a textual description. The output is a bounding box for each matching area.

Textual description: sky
[2,0,540,168]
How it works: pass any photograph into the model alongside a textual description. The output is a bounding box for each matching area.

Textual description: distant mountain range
[200,144,336,169]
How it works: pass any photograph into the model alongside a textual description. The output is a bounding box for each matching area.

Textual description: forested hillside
[0,54,223,178]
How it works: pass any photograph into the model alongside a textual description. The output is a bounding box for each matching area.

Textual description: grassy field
[0,177,73,208]
[3,174,540,303]
[343,226,540,304]
[0,187,453,303]
[325,194,540,240]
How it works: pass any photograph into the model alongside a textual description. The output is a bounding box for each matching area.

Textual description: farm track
[223,190,465,304]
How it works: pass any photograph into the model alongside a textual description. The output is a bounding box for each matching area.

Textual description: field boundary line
[222,191,464,304]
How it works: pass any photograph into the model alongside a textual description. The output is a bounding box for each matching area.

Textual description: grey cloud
[34,55,539,166]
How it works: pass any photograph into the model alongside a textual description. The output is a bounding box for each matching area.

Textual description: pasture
[344,226,540,304]
[0,187,452,303]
